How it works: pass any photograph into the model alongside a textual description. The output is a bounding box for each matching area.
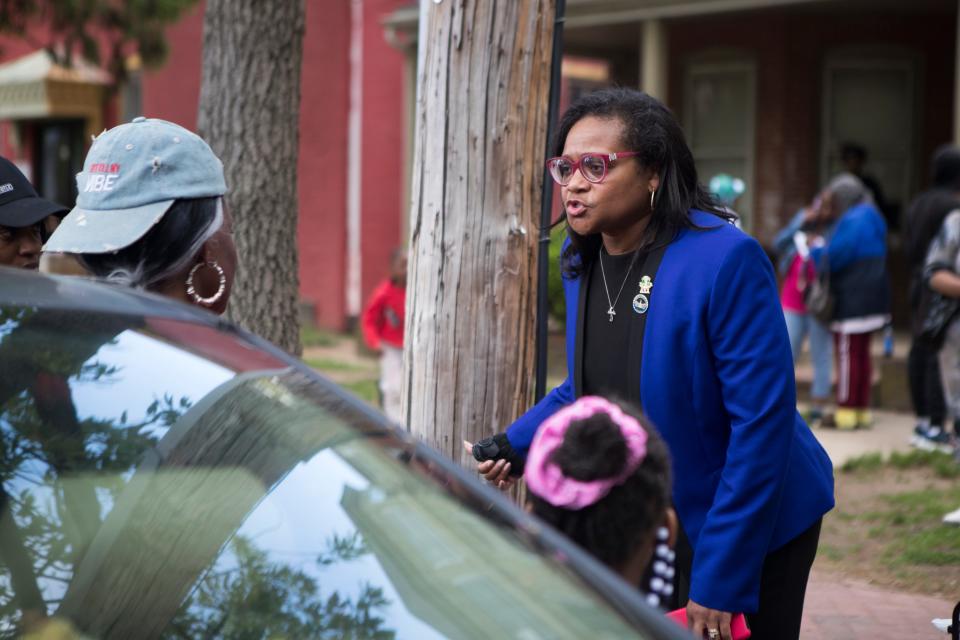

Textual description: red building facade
[0,0,412,330]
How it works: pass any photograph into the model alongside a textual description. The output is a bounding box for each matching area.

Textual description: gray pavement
[811,409,915,467]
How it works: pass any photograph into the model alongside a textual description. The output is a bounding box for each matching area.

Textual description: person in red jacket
[361,249,407,422]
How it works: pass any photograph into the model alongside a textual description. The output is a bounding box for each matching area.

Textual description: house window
[821,55,916,231]
[684,59,756,230]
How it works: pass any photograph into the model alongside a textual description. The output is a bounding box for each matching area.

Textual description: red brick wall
[141,0,410,330]
[669,8,956,245]
[298,0,351,328]
[141,3,205,129]
[359,0,409,310]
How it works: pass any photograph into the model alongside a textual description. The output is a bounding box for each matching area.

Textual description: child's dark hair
[528,401,672,570]
[553,87,731,278]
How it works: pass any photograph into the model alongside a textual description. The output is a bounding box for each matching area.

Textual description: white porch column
[383,14,418,244]
[346,0,364,318]
[641,19,668,101]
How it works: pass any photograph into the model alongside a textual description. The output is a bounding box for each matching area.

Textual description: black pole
[535,0,566,402]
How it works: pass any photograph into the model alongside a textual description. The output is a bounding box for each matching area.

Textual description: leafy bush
[547,224,567,327]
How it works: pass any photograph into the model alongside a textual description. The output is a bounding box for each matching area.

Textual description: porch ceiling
[382,0,847,33]
[562,0,955,53]
[564,0,842,27]
[0,50,108,141]
[385,0,954,39]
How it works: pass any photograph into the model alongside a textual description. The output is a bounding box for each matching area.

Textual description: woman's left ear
[648,173,661,194]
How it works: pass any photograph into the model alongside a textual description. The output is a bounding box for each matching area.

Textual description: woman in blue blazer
[471,89,834,639]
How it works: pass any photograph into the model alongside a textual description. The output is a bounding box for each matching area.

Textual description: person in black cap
[0,156,68,269]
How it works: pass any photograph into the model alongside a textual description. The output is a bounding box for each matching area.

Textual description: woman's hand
[463,441,516,491]
[930,270,960,299]
[686,600,733,640]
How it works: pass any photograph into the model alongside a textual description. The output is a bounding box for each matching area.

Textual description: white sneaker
[910,426,955,454]
[943,506,960,526]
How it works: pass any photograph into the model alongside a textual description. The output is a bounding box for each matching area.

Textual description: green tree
[0,0,200,87]
[0,388,185,632]
[548,224,567,327]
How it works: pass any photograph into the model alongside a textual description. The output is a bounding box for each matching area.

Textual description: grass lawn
[300,325,340,348]
[341,379,379,405]
[302,357,371,373]
[818,450,960,598]
[300,327,380,406]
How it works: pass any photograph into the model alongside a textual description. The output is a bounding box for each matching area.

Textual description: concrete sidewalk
[800,411,957,639]
[811,409,915,467]
[803,569,955,639]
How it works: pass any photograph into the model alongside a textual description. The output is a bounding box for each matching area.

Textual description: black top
[583,248,646,401]
[902,188,960,334]
[860,173,892,229]
[904,188,960,270]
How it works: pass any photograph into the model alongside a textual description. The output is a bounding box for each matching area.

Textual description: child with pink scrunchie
[524,396,678,610]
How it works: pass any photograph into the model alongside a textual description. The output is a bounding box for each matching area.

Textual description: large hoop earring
[650,189,656,211]
[186,261,226,306]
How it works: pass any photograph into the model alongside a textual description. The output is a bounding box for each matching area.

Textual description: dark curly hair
[528,401,672,570]
[554,88,732,277]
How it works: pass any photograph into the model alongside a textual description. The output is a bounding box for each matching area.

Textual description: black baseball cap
[0,156,68,228]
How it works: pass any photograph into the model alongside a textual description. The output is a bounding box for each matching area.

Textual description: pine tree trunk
[197,0,304,355]
[403,0,556,467]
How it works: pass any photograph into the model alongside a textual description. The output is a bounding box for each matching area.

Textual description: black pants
[908,338,947,429]
[674,519,822,640]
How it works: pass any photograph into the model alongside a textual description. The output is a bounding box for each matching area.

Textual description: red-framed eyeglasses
[546,152,642,186]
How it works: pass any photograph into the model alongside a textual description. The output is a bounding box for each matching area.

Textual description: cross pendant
[607,307,616,322]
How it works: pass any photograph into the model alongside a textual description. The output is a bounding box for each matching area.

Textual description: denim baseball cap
[44,117,227,254]
[0,155,68,227]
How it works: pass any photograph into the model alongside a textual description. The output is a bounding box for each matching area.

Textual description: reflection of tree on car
[168,534,395,640]
[0,310,399,640]
[49,372,358,639]
[0,309,172,632]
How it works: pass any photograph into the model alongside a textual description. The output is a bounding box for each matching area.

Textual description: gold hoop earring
[186,261,226,306]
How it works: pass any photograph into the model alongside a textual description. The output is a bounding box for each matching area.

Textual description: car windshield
[0,305,649,639]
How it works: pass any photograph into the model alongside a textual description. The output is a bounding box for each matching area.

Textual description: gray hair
[78,197,223,290]
[826,173,872,216]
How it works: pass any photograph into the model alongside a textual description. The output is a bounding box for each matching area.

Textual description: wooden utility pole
[403,0,557,466]
[197,0,305,355]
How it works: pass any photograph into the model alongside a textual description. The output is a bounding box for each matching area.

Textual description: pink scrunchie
[524,396,648,510]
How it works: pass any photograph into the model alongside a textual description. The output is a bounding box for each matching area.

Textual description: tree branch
[0,485,46,613]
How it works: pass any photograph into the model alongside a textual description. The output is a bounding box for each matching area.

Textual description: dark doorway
[32,119,85,208]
